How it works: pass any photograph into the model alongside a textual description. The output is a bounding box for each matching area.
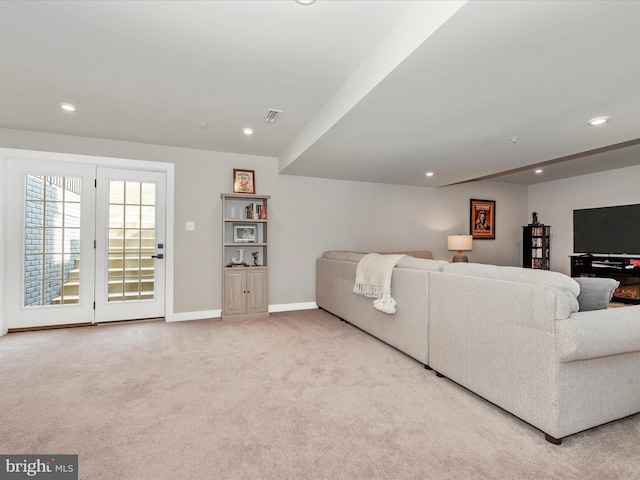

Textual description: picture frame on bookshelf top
[233,168,255,194]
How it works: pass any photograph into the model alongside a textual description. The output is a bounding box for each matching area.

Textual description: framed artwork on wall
[233,169,255,194]
[470,199,495,239]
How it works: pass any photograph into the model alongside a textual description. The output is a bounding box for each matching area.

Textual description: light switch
[185,221,195,231]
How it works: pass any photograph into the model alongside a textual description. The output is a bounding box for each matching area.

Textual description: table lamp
[447,235,473,262]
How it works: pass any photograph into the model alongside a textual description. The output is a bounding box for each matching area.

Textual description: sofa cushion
[386,251,434,259]
[321,250,434,263]
[574,277,620,311]
[443,263,580,318]
[321,251,368,263]
[396,257,448,272]
[557,305,640,362]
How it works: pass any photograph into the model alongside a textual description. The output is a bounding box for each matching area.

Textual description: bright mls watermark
[0,455,77,479]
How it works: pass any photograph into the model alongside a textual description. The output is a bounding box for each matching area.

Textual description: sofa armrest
[428,272,561,436]
[556,306,640,362]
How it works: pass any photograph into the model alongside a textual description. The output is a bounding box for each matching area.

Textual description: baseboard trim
[169,310,221,322]
[170,302,318,322]
[269,302,317,313]
[9,322,93,333]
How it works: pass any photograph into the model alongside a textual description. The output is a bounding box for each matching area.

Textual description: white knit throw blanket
[353,253,406,314]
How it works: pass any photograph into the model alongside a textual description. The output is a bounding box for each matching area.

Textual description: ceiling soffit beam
[278,0,467,174]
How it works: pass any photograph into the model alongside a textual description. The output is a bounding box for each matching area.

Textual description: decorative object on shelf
[233,168,255,194]
[252,251,259,266]
[233,224,257,243]
[470,199,495,239]
[231,248,246,266]
[531,211,539,225]
[447,235,473,262]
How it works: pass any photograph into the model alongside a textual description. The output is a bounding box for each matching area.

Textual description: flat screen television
[573,204,640,255]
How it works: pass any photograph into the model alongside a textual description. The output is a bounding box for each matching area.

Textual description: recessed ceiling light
[425,171,435,177]
[587,116,610,126]
[535,169,543,174]
[295,0,316,5]
[59,102,77,112]
[242,128,254,135]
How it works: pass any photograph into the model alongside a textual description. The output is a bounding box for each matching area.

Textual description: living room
[1,1,639,478]
[2,133,638,324]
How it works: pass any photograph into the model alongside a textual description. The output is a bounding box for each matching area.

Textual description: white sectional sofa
[316,252,640,444]
[316,250,446,365]
[429,262,640,444]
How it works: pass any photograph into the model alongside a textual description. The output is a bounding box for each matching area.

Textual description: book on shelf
[245,203,267,220]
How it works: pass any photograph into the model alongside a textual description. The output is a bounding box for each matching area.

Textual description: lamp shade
[447,235,473,251]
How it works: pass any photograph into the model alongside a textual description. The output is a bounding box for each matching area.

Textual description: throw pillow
[575,277,620,311]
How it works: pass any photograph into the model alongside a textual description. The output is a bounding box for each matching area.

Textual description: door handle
[151,254,164,259]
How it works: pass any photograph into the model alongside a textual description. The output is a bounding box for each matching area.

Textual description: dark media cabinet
[570,255,640,304]
[523,225,550,269]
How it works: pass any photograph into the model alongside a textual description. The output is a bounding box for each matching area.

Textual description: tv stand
[570,255,640,304]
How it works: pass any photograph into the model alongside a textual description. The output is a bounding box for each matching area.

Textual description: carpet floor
[1,309,638,479]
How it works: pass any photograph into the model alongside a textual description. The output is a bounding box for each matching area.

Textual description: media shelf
[523,225,550,270]
[570,255,640,304]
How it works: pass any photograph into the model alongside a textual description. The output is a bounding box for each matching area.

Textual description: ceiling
[1,0,639,187]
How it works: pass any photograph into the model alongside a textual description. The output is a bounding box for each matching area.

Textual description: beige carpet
[1,309,638,480]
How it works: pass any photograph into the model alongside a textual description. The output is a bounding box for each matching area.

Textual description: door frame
[0,148,175,334]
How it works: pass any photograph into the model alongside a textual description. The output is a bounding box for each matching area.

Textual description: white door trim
[0,148,174,335]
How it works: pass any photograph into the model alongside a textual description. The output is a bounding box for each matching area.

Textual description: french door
[6,160,166,329]
[94,168,166,322]
[7,161,96,328]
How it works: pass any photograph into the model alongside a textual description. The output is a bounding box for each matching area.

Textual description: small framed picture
[233,169,255,194]
[470,199,495,239]
[233,224,257,243]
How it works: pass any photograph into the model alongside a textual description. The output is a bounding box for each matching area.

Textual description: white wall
[0,128,528,318]
[528,164,640,275]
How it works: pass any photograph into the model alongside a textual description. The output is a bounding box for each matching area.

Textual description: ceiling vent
[264,108,283,124]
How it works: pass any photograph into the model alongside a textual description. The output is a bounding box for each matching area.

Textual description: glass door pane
[107,180,156,302]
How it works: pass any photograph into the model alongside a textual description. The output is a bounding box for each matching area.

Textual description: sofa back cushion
[442,263,580,318]
[396,257,448,271]
[321,251,368,263]
[321,250,434,263]
[385,251,434,259]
